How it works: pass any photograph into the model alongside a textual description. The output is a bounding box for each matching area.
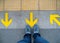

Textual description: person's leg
[17,25,31,43]
[33,33,49,43]
[18,34,31,43]
[33,25,49,43]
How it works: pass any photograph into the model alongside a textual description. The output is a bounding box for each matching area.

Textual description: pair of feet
[25,25,40,34]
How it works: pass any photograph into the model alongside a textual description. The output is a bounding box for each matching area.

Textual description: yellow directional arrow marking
[50,14,60,26]
[25,12,38,28]
[1,12,12,28]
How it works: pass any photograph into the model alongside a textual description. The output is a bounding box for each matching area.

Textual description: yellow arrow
[1,12,12,28]
[50,14,60,26]
[25,12,38,28]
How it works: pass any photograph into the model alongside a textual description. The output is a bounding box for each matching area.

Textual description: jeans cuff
[33,33,41,39]
[24,34,31,38]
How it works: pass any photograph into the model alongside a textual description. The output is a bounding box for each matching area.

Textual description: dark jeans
[17,33,49,43]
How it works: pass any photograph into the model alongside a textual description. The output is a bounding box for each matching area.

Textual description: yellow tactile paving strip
[0,0,3,11]
[0,0,60,11]
[57,0,60,10]
[39,0,56,10]
[22,0,38,10]
[5,0,21,11]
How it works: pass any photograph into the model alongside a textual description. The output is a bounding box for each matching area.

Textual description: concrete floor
[0,29,60,43]
[0,11,60,43]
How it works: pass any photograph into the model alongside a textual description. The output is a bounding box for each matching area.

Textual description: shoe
[33,24,40,33]
[25,25,31,34]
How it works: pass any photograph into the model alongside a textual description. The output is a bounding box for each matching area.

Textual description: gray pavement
[0,11,60,43]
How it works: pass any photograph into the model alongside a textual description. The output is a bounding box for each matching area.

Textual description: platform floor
[0,29,60,43]
[0,11,60,29]
[0,11,60,43]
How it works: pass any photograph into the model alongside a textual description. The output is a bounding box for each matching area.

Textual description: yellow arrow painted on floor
[50,14,60,26]
[1,12,12,28]
[25,12,38,28]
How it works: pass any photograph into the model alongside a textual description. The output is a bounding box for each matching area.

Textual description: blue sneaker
[33,25,40,33]
[25,25,31,34]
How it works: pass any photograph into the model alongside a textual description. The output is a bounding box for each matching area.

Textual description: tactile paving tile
[39,0,56,10]
[5,0,21,11]
[56,0,60,10]
[0,0,3,11]
[3,0,58,10]
[22,0,38,10]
